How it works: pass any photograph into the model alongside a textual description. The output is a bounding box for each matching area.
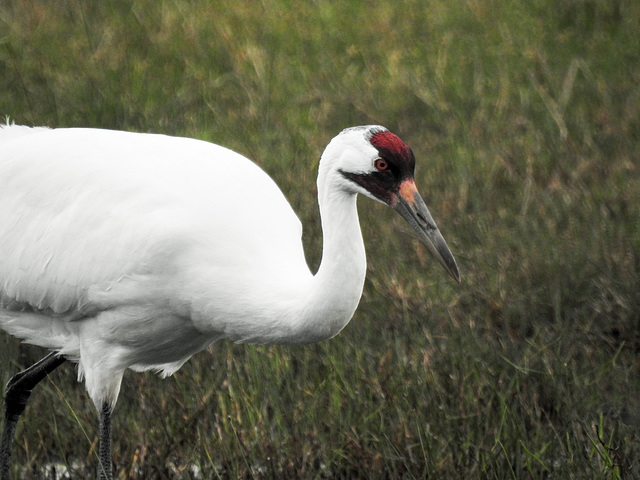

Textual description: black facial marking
[339,130,416,204]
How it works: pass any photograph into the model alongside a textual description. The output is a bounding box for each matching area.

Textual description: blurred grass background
[1,0,639,478]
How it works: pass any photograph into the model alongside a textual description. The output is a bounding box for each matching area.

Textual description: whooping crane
[0,124,460,479]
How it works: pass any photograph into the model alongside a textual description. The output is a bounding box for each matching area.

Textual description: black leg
[97,402,113,480]
[0,408,17,480]
[0,352,65,480]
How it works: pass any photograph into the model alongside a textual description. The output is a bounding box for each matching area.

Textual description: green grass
[1,0,639,478]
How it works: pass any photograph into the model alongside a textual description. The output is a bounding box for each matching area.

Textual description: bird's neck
[191,166,368,345]
[291,186,367,343]
[204,186,367,346]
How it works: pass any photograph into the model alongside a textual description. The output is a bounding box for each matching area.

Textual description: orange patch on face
[398,179,417,204]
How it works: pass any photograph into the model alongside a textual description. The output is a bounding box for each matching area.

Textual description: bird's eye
[374,158,389,171]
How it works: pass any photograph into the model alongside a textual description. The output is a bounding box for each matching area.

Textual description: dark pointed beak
[392,179,461,283]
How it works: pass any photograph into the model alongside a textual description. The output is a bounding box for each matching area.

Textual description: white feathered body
[0,126,368,406]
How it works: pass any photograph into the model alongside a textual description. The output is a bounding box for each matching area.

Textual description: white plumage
[0,124,459,479]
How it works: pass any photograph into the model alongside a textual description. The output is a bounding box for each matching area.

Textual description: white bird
[0,124,459,480]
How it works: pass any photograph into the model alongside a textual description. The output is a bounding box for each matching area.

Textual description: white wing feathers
[0,125,314,406]
[0,126,306,324]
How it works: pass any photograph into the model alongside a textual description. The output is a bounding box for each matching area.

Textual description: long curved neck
[298,187,367,341]
[262,142,368,344]
[207,184,367,346]
[194,149,368,345]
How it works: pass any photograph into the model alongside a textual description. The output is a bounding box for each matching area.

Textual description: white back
[0,126,310,331]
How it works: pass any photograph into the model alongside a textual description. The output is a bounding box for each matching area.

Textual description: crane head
[328,125,461,283]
